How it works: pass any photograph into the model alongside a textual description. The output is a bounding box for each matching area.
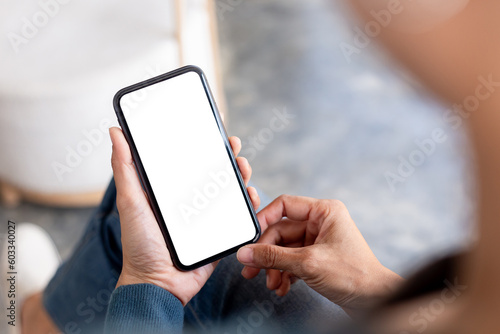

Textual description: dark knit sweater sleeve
[104,284,184,334]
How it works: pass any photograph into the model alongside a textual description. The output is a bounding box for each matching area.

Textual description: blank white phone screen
[119,71,257,267]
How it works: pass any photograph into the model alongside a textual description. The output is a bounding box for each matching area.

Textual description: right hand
[237,195,403,313]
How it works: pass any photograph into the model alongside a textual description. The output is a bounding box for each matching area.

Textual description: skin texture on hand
[237,195,403,313]
[110,127,260,306]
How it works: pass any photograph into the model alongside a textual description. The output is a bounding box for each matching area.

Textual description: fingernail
[237,247,254,264]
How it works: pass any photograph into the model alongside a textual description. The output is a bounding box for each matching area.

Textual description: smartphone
[113,65,260,271]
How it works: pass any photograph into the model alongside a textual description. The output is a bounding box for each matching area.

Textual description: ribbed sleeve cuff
[104,284,184,334]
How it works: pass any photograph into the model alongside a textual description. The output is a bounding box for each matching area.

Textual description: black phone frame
[113,65,261,271]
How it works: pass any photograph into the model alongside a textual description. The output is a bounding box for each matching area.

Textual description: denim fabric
[43,180,122,334]
[43,179,345,334]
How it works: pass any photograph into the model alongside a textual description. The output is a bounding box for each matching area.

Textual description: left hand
[110,127,260,305]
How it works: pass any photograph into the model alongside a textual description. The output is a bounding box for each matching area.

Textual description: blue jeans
[43,180,345,333]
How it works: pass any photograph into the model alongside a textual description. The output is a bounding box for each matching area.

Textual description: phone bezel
[113,65,261,271]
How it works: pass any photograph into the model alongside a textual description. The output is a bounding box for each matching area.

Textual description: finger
[110,127,148,208]
[276,272,292,297]
[236,157,252,186]
[266,269,282,290]
[237,244,305,277]
[241,265,260,279]
[258,219,308,247]
[245,220,305,281]
[247,186,260,211]
[229,136,242,157]
[256,195,319,232]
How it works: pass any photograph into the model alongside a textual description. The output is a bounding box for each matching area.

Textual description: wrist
[368,266,404,305]
[116,273,165,290]
[378,267,404,295]
[343,265,404,316]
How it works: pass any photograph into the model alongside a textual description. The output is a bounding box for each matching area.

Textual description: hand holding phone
[110,126,259,305]
[113,66,261,272]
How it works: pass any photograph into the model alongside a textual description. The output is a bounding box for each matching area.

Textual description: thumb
[110,127,148,207]
[237,245,305,277]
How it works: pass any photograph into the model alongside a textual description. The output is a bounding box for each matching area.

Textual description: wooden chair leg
[0,181,22,207]
[0,180,104,208]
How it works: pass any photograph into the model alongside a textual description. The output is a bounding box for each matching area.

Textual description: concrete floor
[0,0,473,290]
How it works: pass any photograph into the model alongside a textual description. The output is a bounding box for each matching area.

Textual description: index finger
[256,195,320,232]
[257,219,308,247]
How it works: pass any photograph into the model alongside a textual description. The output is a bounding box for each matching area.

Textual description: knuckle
[311,200,333,221]
[329,199,346,210]
[319,199,348,220]
[299,248,321,276]
[260,247,281,268]
[277,194,291,202]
